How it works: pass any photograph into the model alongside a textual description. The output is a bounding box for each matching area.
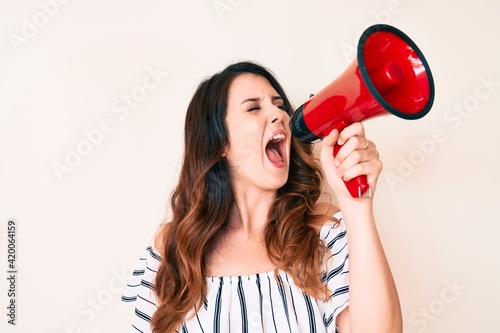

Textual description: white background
[1,0,499,332]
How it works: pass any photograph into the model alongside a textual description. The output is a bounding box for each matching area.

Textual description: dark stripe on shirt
[276,274,292,333]
[146,246,162,262]
[132,323,143,332]
[256,274,264,328]
[324,299,349,328]
[137,294,157,307]
[194,305,206,333]
[141,279,156,291]
[267,273,279,333]
[133,269,145,276]
[213,277,224,333]
[121,295,137,302]
[285,273,299,324]
[135,308,152,323]
[322,253,349,283]
[237,276,248,333]
[326,229,346,250]
[303,293,317,333]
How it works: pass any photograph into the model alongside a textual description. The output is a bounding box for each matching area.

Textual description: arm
[320,123,402,333]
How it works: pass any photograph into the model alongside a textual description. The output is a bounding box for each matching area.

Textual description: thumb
[321,129,339,152]
[320,129,339,165]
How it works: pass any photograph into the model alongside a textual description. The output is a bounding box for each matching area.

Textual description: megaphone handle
[333,142,371,198]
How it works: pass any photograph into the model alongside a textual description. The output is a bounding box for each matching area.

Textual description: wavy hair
[152,61,331,333]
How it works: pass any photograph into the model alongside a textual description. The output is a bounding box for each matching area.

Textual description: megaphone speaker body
[290,24,435,197]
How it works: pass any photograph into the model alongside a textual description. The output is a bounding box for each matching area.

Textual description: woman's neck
[228,187,277,238]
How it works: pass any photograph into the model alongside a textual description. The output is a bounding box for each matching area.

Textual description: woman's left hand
[319,122,383,201]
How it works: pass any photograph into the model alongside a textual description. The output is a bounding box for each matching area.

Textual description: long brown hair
[152,61,330,332]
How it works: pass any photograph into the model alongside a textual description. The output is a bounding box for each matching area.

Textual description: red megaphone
[290,24,435,198]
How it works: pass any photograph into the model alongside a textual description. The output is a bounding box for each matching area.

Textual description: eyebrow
[241,96,284,105]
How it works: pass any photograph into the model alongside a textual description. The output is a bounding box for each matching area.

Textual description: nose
[270,107,285,124]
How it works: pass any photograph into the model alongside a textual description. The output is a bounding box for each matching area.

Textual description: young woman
[122,61,402,333]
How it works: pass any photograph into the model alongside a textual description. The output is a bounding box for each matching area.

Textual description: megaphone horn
[290,24,435,198]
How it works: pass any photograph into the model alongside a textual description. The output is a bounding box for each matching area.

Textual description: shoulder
[308,201,341,234]
[121,240,163,304]
[314,201,340,217]
[153,222,172,258]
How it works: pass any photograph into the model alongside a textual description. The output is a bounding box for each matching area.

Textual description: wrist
[336,196,374,221]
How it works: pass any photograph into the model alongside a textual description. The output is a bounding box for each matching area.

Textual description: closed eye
[247,106,260,112]
[243,96,285,112]
[248,105,284,112]
[273,96,286,111]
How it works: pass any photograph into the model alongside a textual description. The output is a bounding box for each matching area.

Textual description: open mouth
[265,133,285,166]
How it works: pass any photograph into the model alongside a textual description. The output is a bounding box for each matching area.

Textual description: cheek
[227,132,262,166]
[237,138,261,165]
[227,118,263,155]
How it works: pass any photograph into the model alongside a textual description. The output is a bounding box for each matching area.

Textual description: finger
[343,161,382,182]
[334,136,371,164]
[337,147,378,178]
[362,139,370,150]
[337,122,365,146]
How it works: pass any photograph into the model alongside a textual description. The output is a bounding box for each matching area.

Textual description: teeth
[271,133,285,143]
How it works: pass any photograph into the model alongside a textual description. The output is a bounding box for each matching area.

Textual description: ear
[221,143,230,158]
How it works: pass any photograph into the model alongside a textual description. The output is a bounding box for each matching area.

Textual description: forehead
[228,73,280,101]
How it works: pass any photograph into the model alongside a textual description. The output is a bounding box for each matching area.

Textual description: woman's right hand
[319,122,383,203]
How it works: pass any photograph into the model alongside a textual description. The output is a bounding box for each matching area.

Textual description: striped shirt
[122,211,349,332]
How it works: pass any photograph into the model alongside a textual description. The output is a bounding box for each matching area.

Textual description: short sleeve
[318,211,350,331]
[121,246,161,333]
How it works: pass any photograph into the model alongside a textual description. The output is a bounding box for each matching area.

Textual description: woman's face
[224,73,292,193]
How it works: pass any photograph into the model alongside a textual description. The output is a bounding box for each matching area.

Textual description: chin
[270,170,289,190]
